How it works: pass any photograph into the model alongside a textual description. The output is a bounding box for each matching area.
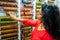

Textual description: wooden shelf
[24,33,32,37]
[25,12,33,16]
[0,21,17,24]
[0,16,10,19]
[0,1,17,7]
[36,5,41,9]
[2,36,18,40]
[36,2,42,5]
[22,30,32,34]
[2,32,18,38]
[1,29,18,34]
[24,4,33,8]
[21,8,31,12]
[3,7,17,11]
[0,24,17,30]
[0,0,16,2]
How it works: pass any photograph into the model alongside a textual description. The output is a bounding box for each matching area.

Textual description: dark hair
[42,4,60,40]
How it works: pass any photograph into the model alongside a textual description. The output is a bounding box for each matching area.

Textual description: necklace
[38,23,45,30]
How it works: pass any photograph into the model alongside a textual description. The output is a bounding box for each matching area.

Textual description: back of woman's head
[42,4,60,40]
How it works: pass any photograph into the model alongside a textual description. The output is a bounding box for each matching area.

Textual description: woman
[7,4,59,40]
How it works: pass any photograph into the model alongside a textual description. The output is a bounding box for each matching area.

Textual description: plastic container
[24,4,33,8]
[22,0,31,4]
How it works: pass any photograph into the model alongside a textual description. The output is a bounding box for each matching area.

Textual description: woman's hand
[48,0,54,3]
[7,11,24,22]
[7,11,18,21]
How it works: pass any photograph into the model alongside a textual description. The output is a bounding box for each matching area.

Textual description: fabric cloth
[22,19,54,40]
